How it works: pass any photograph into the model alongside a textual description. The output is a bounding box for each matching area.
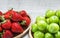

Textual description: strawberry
[2,30,13,38]
[19,10,27,17]
[11,22,24,33]
[4,8,16,19]
[4,9,13,19]
[21,17,31,26]
[4,9,24,21]
[11,12,24,21]
[2,20,11,29]
[0,11,2,15]
[4,14,10,19]
[0,27,2,32]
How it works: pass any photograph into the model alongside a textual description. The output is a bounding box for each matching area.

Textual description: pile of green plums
[31,10,60,38]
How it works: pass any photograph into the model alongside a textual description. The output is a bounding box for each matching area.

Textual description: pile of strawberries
[0,9,31,38]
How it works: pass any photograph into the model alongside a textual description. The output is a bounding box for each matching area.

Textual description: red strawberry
[2,30,13,38]
[4,9,16,19]
[2,20,11,29]
[11,12,24,21]
[0,27,2,32]
[11,22,24,33]
[19,10,27,17]
[4,9,13,19]
[21,17,31,26]
[0,11,2,15]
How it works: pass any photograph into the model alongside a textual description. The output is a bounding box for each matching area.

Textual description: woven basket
[29,26,33,38]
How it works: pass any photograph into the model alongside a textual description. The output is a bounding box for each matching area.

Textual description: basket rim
[29,26,33,38]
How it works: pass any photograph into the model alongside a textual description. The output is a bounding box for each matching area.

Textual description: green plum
[44,25,49,33]
[37,20,47,31]
[47,25,49,30]
[56,10,60,18]
[46,18,50,24]
[48,23,59,33]
[59,20,60,26]
[45,10,55,18]
[45,33,54,38]
[49,16,59,23]
[55,32,60,38]
[31,23,38,32]
[36,16,46,23]
[34,31,44,38]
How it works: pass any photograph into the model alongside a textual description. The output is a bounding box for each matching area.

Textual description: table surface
[0,0,60,38]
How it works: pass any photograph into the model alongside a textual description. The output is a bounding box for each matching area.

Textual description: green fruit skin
[34,31,44,38]
[46,18,50,24]
[47,25,49,30]
[45,33,54,38]
[36,16,46,23]
[55,32,60,38]
[45,10,55,18]
[31,24,38,32]
[37,20,47,31]
[49,16,59,23]
[48,23,59,33]
[56,10,60,18]
[59,20,60,26]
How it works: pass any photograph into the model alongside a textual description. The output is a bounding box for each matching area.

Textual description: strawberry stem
[8,8,13,11]
[0,33,3,38]
[20,20,26,25]
[1,20,6,24]
[0,16,5,23]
